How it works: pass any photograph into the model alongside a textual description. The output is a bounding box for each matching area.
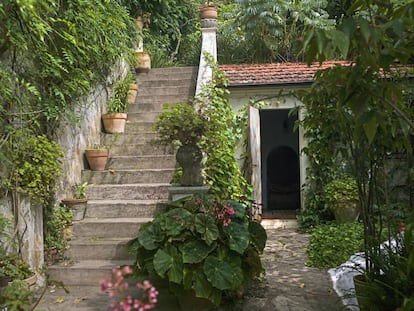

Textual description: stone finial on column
[196,4,218,95]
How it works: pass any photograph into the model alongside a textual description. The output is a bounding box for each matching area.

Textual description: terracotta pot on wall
[200,5,217,19]
[102,113,127,133]
[135,51,151,73]
[127,83,138,104]
[85,148,109,171]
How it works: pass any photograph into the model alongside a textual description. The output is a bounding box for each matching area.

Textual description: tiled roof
[219,61,350,86]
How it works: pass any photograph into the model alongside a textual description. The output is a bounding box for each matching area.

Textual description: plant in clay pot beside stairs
[61,182,89,221]
[324,178,359,224]
[200,2,218,19]
[153,103,208,186]
[102,73,134,134]
[84,144,110,171]
[128,194,267,309]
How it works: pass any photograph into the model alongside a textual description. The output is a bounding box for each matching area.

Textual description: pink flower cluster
[213,202,235,226]
[100,266,158,311]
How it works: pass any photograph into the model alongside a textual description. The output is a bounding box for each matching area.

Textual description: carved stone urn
[176,144,203,186]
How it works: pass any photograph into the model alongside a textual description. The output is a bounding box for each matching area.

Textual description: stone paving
[34,228,345,311]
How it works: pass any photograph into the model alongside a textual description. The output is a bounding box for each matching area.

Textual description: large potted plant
[61,182,88,221]
[324,178,359,223]
[128,194,267,308]
[102,73,133,134]
[153,103,208,186]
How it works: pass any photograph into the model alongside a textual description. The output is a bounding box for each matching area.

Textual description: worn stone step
[110,143,174,156]
[128,102,167,112]
[138,78,196,88]
[137,86,195,97]
[137,66,197,80]
[125,121,155,132]
[85,200,165,218]
[127,111,162,122]
[109,155,175,170]
[71,217,150,238]
[47,259,132,286]
[66,238,135,261]
[86,184,170,200]
[82,169,174,184]
[103,132,158,145]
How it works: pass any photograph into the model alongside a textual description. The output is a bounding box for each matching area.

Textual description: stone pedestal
[168,186,210,201]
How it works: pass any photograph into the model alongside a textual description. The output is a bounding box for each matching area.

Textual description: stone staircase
[48,67,198,286]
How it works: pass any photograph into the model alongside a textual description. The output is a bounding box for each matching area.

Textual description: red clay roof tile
[219,61,350,86]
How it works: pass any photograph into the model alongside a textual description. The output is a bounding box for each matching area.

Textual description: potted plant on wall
[324,177,359,223]
[102,73,133,134]
[153,103,208,186]
[200,2,218,19]
[61,182,89,221]
[85,144,109,171]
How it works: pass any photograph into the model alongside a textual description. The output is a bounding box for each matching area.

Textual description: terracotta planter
[200,5,217,19]
[61,198,88,221]
[135,51,151,73]
[85,149,109,171]
[127,83,138,104]
[102,113,127,133]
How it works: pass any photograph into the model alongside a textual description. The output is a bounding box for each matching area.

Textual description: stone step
[137,85,195,97]
[103,132,158,145]
[127,111,162,122]
[82,169,174,184]
[71,217,151,238]
[66,238,135,261]
[110,143,174,156]
[138,78,196,88]
[47,259,132,286]
[109,155,175,170]
[85,200,165,218]
[136,94,193,105]
[128,102,167,112]
[137,66,197,80]
[86,184,170,200]
[125,121,155,132]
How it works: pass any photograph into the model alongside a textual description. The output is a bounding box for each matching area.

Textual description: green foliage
[300,0,414,276]
[0,214,14,258]
[128,194,267,306]
[107,73,134,114]
[1,129,63,204]
[0,279,33,311]
[226,0,335,63]
[153,103,208,145]
[196,54,250,199]
[0,254,33,280]
[73,182,88,200]
[324,178,358,205]
[306,222,364,268]
[355,223,414,311]
[43,205,73,258]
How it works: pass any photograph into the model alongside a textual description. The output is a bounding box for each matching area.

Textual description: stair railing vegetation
[0,0,137,271]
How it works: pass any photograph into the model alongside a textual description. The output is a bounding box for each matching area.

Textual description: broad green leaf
[223,221,250,254]
[163,208,192,236]
[180,240,216,264]
[195,214,219,245]
[359,19,371,44]
[363,115,378,144]
[330,29,349,58]
[153,249,172,277]
[204,255,243,290]
[249,221,267,252]
[138,222,163,250]
[193,270,213,299]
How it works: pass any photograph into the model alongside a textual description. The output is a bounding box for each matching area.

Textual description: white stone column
[195,18,218,95]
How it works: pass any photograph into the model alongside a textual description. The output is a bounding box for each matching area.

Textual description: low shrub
[306,222,363,268]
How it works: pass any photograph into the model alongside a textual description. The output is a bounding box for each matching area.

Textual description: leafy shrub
[44,205,73,258]
[128,194,267,307]
[0,280,33,311]
[306,222,363,268]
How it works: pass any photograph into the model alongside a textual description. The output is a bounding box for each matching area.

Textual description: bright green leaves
[223,221,249,254]
[194,214,219,245]
[180,240,216,264]
[249,221,267,253]
[154,246,183,284]
[162,208,192,236]
[204,255,243,290]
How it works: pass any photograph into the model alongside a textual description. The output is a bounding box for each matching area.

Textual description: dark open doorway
[260,109,300,218]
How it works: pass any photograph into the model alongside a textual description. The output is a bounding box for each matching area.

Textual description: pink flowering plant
[128,194,267,307]
[100,265,158,311]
